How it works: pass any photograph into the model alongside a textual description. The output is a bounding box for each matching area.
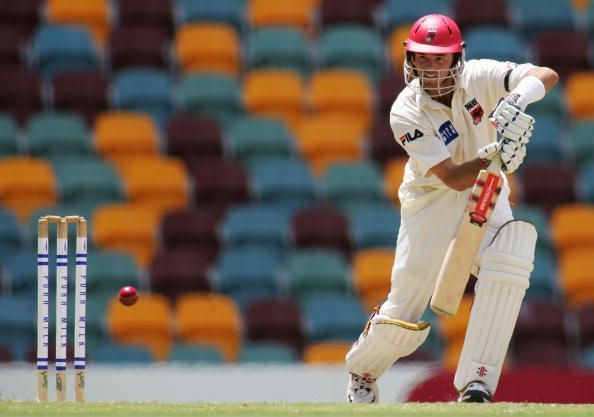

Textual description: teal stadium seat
[91,344,154,363]
[0,209,22,260]
[248,158,317,211]
[3,248,37,295]
[510,0,575,39]
[226,117,295,164]
[528,84,565,119]
[346,203,400,249]
[512,204,553,251]
[169,344,224,363]
[85,298,109,347]
[0,113,18,158]
[464,27,526,62]
[528,247,559,301]
[31,25,100,80]
[578,162,594,204]
[319,25,384,83]
[26,112,92,157]
[87,250,142,304]
[248,28,310,76]
[582,346,594,368]
[286,249,350,299]
[179,73,242,124]
[177,0,245,31]
[300,294,367,342]
[0,295,36,360]
[569,122,594,168]
[239,342,297,364]
[323,161,387,210]
[522,112,563,166]
[383,0,453,32]
[112,69,173,127]
[26,203,96,245]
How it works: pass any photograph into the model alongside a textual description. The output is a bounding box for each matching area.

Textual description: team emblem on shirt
[464,98,484,125]
[398,129,424,146]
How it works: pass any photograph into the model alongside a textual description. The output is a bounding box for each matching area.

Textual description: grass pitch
[1,402,593,417]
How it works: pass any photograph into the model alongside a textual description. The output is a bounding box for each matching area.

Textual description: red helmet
[405,14,464,54]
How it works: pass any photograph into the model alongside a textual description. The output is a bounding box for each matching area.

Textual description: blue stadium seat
[3,248,37,295]
[87,250,142,304]
[91,344,154,363]
[578,162,594,204]
[582,346,594,368]
[287,248,350,299]
[0,209,22,260]
[569,122,594,168]
[0,295,36,360]
[239,342,297,363]
[247,27,310,76]
[522,113,563,166]
[323,161,387,210]
[111,68,173,127]
[179,73,242,124]
[26,112,92,157]
[528,84,565,119]
[177,0,245,31]
[527,247,558,301]
[300,294,367,342]
[512,204,553,251]
[346,203,400,249]
[464,27,526,62]
[31,25,99,80]
[168,344,224,363]
[226,117,295,164]
[509,0,575,39]
[382,0,453,32]
[0,113,19,158]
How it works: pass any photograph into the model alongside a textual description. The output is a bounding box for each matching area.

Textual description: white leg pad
[454,220,537,394]
[345,314,430,379]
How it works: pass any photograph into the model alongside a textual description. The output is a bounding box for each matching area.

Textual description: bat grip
[487,154,502,173]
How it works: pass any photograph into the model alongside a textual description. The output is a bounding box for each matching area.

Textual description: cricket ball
[119,286,139,306]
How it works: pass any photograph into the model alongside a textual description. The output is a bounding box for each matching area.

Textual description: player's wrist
[507,76,545,111]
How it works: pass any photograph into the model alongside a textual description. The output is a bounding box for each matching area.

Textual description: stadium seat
[309,70,374,131]
[248,158,316,210]
[214,246,282,307]
[226,117,295,164]
[174,23,240,76]
[378,73,406,115]
[161,207,222,258]
[109,26,168,71]
[528,247,558,301]
[509,0,575,39]
[92,203,162,267]
[168,344,224,363]
[0,296,39,360]
[51,70,108,124]
[521,164,577,213]
[0,345,13,362]
[149,247,212,302]
[87,250,141,304]
[453,0,509,29]
[51,156,124,206]
[31,25,100,80]
[26,112,92,158]
[248,0,315,32]
[301,294,367,342]
[239,342,297,364]
[46,0,111,45]
[93,111,160,162]
[319,0,377,27]
[0,68,42,126]
[346,203,400,249]
[464,27,526,62]
[287,249,350,299]
[352,249,393,311]
[438,295,473,365]
[558,248,594,308]
[576,304,594,348]
[292,205,352,258]
[247,27,310,76]
[91,344,154,363]
[244,298,304,353]
[383,158,407,206]
[220,204,290,250]
[111,69,173,127]
[323,161,387,210]
[190,158,250,211]
[369,118,407,168]
[107,293,173,361]
[0,0,41,37]
[0,209,22,260]
[383,0,453,32]
[114,155,190,212]
[512,204,553,251]
[535,30,590,81]
[0,114,19,158]
[118,0,173,35]
[3,249,37,295]
[179,73,242,124]
[0,27,28,70]
[166,114,223,162]
[26,203,96,246]
[0,157,57,221]
[177,0,245,31]
[522,113,563,165]
[303,341,351,364]
[243,69,306,132]
[551,204,594,254]
[579,162,594,203]
[297,115,366,175]
[566,71,594,120]
[319,25,384,83]
[176,293,242,362]
[387,25,411,75]
[569,122,594,168]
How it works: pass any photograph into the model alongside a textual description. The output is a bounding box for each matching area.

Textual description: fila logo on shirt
[399,129,424,146]
[464,98,484,125]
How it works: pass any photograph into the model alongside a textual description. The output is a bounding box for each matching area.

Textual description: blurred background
[0,0,593,403]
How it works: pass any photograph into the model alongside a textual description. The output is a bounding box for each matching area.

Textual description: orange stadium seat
[297,115,366,176]
[0,157,57,221]
[93,112,160,162]
[248,0,315,32]
[442,338,464,370]
[558,248,594,308]
[302,341,352,364]
[174,23,240,76]
[176,293,242,362]
[388,24,411,74]
[107,293,173,361]
[438,295,473,344]
[46,0,111,45]
[384,157,407,206]
[92,203,162,267]
[243,69,306,132]
[309,70,374,132]
[114,156,190,212]
[566,71,594,120]
[551,204,594,254]
[352,249,394,312]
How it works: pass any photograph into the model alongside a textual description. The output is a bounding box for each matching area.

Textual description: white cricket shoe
[458,380,492,403]
[346,373,378,403]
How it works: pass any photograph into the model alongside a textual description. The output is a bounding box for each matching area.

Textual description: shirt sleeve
[471,59,536,99]
[390,114,451,177]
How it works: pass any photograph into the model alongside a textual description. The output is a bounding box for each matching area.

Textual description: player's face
[411,53,456,95]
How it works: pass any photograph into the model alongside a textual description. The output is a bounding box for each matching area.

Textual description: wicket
[37,215,87,403]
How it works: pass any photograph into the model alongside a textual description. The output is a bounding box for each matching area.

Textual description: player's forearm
[429,157,488,192]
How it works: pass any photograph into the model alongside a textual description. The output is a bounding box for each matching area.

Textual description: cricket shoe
[347,373,378,403]
[458,380,492,403]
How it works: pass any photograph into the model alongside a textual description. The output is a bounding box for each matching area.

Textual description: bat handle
[487,154,502,174]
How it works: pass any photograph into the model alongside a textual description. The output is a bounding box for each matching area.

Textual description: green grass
[1,402,593,417]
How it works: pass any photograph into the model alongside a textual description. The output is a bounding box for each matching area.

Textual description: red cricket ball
[118,286,139,306]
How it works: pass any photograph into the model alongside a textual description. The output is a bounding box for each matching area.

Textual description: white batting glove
[489,97,535,144]
[477,139,526,174]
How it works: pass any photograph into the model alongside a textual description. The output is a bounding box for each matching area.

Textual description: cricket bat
[430,156,503,317]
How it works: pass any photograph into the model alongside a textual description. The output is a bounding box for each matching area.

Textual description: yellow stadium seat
[384,158,407,206]
[114,156,190,212]
[174,23,240,76]
[309,69,374,132]
[551,204,594,253]
[572,0,590,11]
[0,157,57,221]
[297,115,366,176]
[438,295,473,344]
[302,341,351,364]
[388,24,411,74]
[107,293,173,361]
[248,0,315,32]
[352,249,393,312]
[92,203,162,267]
[566,71,594,120]
[441,338,464,370]
[558,248,594,308]
[94,112,159,162]
[176,293,242,362]
[243,69,306,132]
[46,0,111,45]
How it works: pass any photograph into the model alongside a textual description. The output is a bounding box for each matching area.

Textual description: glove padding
[490,98,535,143]
[478,140,526,173]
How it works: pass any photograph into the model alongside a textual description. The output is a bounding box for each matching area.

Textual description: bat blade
[430,162,502,317]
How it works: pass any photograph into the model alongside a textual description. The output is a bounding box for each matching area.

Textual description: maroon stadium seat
[379,73,405,114]
[319,0,377,27]
[577,303,594,349]
[161,206,223,258]
[368,116,407,167]
[166,114,223,162]
[51,70,108,124]
[292,205,352,259]
[109,26,169,70]
[0,68,42,125]
[118,0,173,35]
[190,158,250,212]
[453,0,509,30]
[0,0,42,37]
[521,163,577,214]
[0,27,28,69]
[535,30,591,81]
